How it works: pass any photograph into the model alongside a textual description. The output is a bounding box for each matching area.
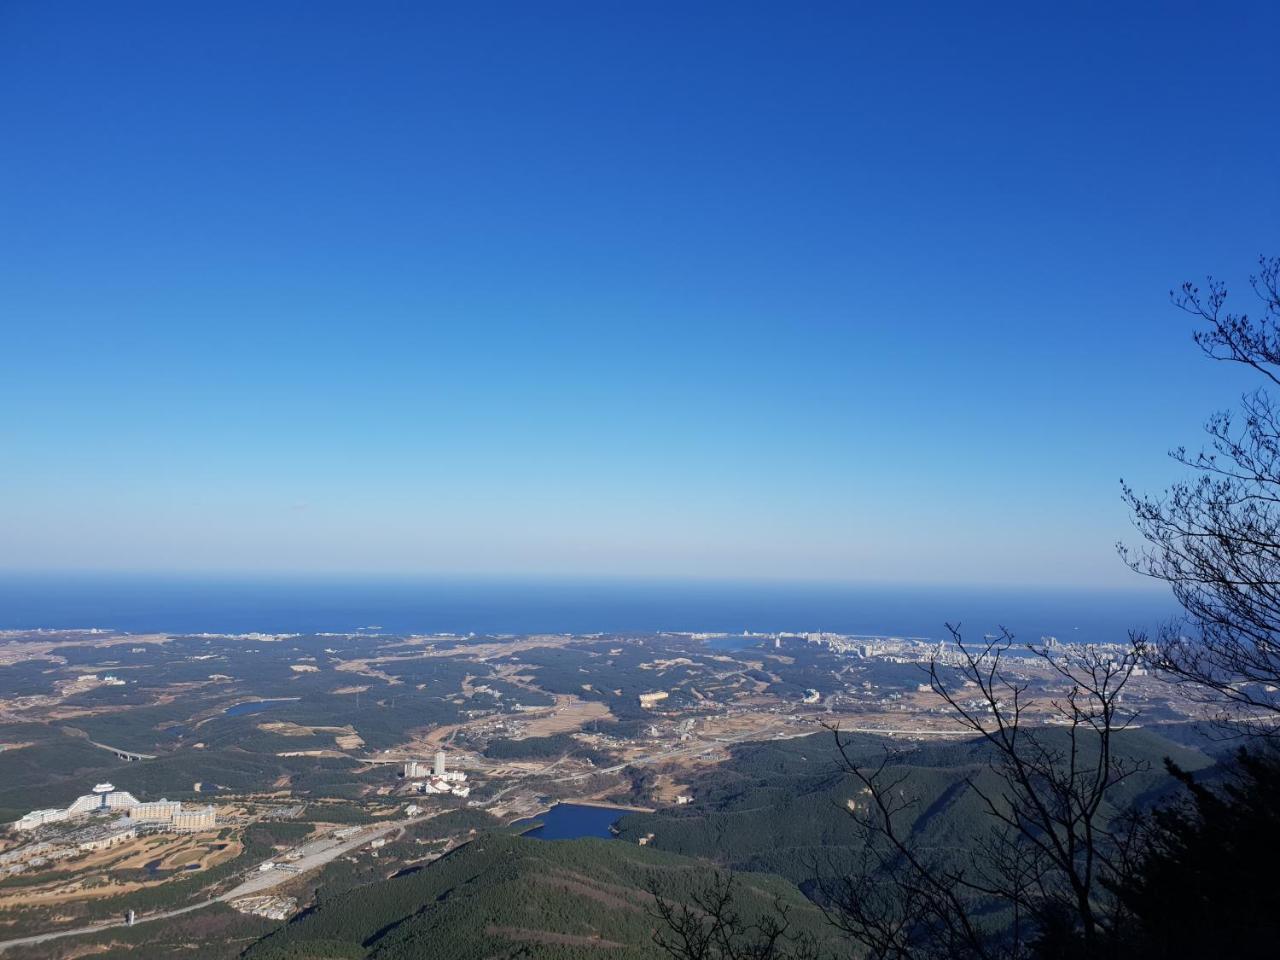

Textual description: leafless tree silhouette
[815,627,1142,960]
[647,872,825,960]
[654,629,1143,960]
[1122,256,1280,730]
[655,256,1280,960]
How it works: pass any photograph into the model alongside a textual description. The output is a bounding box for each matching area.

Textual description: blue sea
[0,574,1179,645]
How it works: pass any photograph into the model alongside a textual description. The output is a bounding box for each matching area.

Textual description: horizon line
[0,568,1171,595]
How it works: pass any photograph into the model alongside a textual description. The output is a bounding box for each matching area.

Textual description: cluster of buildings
[795,631,1140,670]
[10,783,215,834]
[72,673,126,687]
[404,751,470,798]
[77,825,137,852]
[0,819,141,875]
[130,799,217,831]
[13,783,139,831]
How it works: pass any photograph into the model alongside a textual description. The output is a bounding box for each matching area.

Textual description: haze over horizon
[4,1,1278,587]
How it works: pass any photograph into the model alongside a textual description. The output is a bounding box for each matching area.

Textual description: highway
[84,739,157,761]
[0,733,759,956]
[0,719,973,953]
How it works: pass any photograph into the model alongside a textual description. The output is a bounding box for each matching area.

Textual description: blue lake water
[0,574,1178,644]
[513,803,622,840]
[224,698,297,717]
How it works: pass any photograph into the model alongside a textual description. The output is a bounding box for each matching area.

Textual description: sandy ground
[0,832,240,908]
[258,721,365,750]
[519,696,612,737]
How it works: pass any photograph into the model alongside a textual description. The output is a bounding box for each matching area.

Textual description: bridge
[86,740,156,762]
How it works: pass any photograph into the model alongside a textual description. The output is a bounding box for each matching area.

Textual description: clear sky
[1,1,1277,587]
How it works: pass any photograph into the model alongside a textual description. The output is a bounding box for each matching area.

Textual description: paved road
[219,814,419,900]
[822,724,970,738]
[85,739,157,761]
[0,720,966,953]
[0,899,214,954]
[0,815,424,954]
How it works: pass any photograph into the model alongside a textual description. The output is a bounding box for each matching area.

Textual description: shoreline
[505,798,658,835]
[559,799,655,813]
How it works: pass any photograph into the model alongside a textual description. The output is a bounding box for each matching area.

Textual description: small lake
[224,698,297,717]
[512,803,622,840]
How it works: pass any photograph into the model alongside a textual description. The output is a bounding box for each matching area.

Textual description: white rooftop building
[130,800,182,823]
[13,809,68,831]
[12,783,139,831]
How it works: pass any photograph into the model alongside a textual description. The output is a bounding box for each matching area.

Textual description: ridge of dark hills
[242,727,1207,959]
[244,832,827,960]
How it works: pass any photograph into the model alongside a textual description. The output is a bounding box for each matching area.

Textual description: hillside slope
[245,832,828,960]
[613,728,1211,887]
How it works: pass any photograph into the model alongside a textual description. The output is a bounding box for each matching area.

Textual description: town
[0,625,1205,948]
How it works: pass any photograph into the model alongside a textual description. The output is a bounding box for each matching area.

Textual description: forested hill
[243,727,1210,959]
[612,727,1212,887]
[245,832,827,960]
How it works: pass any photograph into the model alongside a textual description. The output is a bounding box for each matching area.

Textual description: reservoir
[513,803,622,840]
[224,698,297,717]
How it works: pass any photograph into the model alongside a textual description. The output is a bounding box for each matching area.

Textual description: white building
[13,808,68,831]
[404,760,429,779]
[130,800,182,823]
[78,826,136,852]
[67,795,102,816]
[417,777,470,798]
[172,805,216,831]
[12,783,139,831]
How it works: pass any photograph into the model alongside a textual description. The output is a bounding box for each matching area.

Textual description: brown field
[414,635,573,660]
[332,660,402,685]
[0,632,170,667]
[519,696,613,737]
[0,832,241,908]
[649,773,694,804]
[257,721,365,750]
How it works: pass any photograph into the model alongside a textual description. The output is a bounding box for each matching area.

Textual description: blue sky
[1,1,1277,586]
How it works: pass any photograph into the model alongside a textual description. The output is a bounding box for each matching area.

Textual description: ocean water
[0,574,1179,645]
